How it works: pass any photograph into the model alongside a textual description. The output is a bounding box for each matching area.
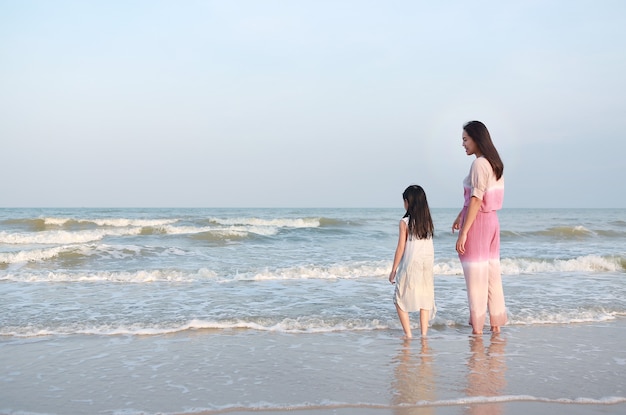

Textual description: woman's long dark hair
[463,120,504,180]
[402,185,434,239]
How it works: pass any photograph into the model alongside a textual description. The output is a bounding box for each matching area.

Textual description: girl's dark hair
[463,120,504,180]
[402,185,434,239]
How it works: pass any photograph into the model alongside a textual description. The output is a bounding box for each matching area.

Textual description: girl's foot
[490,326,500,333]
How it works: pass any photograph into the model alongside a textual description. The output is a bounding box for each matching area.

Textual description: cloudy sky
[2,0,625,208]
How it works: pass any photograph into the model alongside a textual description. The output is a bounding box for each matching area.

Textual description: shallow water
[2,323,625,414]
[1,208,625,414]
[1,208,625,338]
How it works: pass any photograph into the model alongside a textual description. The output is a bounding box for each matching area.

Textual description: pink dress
[459,157,507,329]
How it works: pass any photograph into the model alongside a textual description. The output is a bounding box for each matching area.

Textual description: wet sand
[1,320,625,414]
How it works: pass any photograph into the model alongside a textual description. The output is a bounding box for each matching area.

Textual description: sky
[1,0,625,208]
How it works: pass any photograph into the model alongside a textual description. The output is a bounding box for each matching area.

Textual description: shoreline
[185,401,626,415]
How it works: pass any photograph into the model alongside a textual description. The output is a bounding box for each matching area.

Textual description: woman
[452,121,507,334]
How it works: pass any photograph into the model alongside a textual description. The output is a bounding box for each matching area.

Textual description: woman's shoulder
[470,156,493,174]
[471,156,490,167]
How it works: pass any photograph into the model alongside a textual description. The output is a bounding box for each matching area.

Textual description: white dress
[394,217,436,319]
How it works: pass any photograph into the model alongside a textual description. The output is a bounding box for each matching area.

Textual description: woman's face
[462,130,481,157]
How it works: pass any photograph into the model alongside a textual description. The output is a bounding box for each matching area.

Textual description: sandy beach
[2,319,625,415]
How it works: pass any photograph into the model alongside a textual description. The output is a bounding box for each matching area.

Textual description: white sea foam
[243,261,389,281]
[4,222,299,242]
[0,246,66,264]
[43,217,179,227]
[0,317,393,337]
[209,217,321,228]
[0,262,386,282]
[433,254,623,276]
[159,224,276,237]
[184,318,388,333]
[0,228,143,244]
[2,253,623,280]
[500,255,623,274]
[108,395,626,415]
[0,268,218,283]
[509,309,620,325]
[0,244,154,265]
[436,395,626,406]
[2,306,621,338]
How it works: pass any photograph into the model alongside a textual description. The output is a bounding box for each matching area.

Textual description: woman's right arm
[456,196,481,255]
[454,158,489,252]
[452,210,463,233]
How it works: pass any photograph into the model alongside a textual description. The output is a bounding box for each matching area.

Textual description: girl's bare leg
[420,309,429,336]
[395,303,412,338]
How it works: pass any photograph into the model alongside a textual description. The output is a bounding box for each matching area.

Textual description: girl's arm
[389,219,408,284]
[456,196,481,255]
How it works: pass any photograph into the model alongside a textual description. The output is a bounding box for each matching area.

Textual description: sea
[1,207,625,414]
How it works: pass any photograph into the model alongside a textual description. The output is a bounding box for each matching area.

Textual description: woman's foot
[490,326,500,333]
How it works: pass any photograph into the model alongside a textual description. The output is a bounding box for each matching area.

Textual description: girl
[389,185,436,338]
[452,120,507,334]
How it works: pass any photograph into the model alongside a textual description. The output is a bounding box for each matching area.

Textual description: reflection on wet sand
[465,334,507,415]
[391,337,435,415]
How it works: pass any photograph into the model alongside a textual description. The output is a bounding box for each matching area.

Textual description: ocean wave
[7,215,327,230]
[1,217,48,231]
[144,221,320,237]
[155,224,265,237]
[0,244,193,265]
[507,309,622,326]
[0,227,143,245]
[0,262,387,282]
[319,217,353,226]
[43,217,180,228]
[0,246,68,264]
[207,217,322,228]
[3,310,624,338]
[0,219,322,246]
[502,225,626,239]
[1,217,180,229]
[538,225,595,237]
[436,254,624,276]
[237,261,389,281]
[0,317,393,337]
[500,255,624,274]
[2,253,623,277]
[0,225,271,246]
[0,268,218,282]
